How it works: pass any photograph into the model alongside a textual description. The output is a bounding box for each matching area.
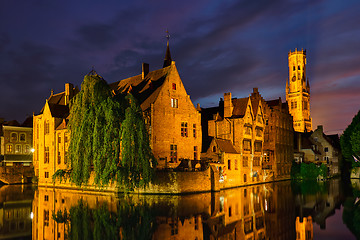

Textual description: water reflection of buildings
[32,182,297,240]
[0,185,34,239]
[295,178,342,240]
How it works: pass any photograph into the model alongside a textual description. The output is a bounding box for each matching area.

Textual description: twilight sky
[1,0,360,134]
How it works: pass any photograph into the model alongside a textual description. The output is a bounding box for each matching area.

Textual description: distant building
[0,118,33,167]
[286,49,312,132]
[293,125,341,177]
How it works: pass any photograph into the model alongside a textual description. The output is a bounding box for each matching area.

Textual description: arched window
[20,133,26,141]
[11,133,18,142]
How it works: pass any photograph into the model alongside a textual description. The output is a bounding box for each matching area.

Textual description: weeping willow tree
[66,72,124,186]
[53,71,157,189]
[117,94,157,190]
[341,110,360,167]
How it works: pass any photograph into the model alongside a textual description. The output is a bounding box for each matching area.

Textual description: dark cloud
[0,0,359,134]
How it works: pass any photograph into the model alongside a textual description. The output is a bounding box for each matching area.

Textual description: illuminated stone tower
[286,48,312,132]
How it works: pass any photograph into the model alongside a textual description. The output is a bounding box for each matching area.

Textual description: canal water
[0,178,359,239]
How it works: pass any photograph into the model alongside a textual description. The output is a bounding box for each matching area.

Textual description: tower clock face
[292,76,296,82]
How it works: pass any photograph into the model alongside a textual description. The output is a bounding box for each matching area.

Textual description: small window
[172,83,176,90]
[44,195,49,201]
[244,174,247,182]
[213,146,216,152]
[11,133,18,142]
[45,172,49,178]
[293,66,295,71]
[228,159,231,170]
[324,147,328,152]
[20,133,26,141]
[45,121,50,135]
[298,65,300,70]
[193,124,196,138]
[170,144,177,163]
[44,147,49,164]
[23,145,30,154]
[171,98,178,108]
[58,135,61,144]
[6,144,13,153]
[194,146,198,160]
[181,122,188,137]
[15,144,22,154]
[235,159,238,170]
[58,152,61,165]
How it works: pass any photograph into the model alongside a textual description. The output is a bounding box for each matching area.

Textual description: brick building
[202,89,266,187]
[109,43,202,168]
[33,42,202,185]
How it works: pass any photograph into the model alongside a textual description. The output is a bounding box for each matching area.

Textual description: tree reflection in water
[343,180,360,239]
[52,200,156,240]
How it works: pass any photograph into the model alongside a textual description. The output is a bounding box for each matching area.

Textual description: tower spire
[163,30,172,68]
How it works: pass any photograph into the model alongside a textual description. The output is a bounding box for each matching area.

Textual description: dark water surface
[1,178,359,239]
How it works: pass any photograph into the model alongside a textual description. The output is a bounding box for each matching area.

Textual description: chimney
[142,63,149,79]
[65,83,74,105]
[224,92,233,118]
[317,125,323,133]
[196,103,201,111]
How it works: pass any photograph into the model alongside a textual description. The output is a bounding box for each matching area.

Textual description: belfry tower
[286,49,312,132]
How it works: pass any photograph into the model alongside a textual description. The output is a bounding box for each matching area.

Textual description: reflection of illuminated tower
[286,49,312,132]
[295,216,313,240]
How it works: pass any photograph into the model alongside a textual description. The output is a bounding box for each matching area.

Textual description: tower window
[293,66,295,71]
[298,66,300,70]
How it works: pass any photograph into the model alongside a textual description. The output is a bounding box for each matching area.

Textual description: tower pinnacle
[163,30,172,68]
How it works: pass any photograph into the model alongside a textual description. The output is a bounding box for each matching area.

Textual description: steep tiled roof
[215,138,238,154]
[48,104,69,119]
[231,97,249,117]
[48,92,66,105]
[109,66,171,111]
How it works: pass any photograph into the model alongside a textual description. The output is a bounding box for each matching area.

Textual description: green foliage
[67,73,124,186]
[291,180,327,195]
[52,169,71,183]
[291,162,328,180]
[52,199,157,240]
[341,110,360,166]
[52,209,69,223]
[343,197,360,239]
[58,72,156,189]
[117,94,157,190]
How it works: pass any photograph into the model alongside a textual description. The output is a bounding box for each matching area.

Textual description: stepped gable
[231,97,249,118]
[109,66,171,111]
[215,138,238,154]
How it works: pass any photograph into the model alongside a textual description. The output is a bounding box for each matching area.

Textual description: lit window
[45,121,50,135]
[6,144,13,153]
[24,145,30,154]
[44,147,49,164]
[181,122,188,137]
[194,146,197,160]
[170,145,177,163]
[58,152,61,165]
[15,144,22,154]
[171,98,178,108]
